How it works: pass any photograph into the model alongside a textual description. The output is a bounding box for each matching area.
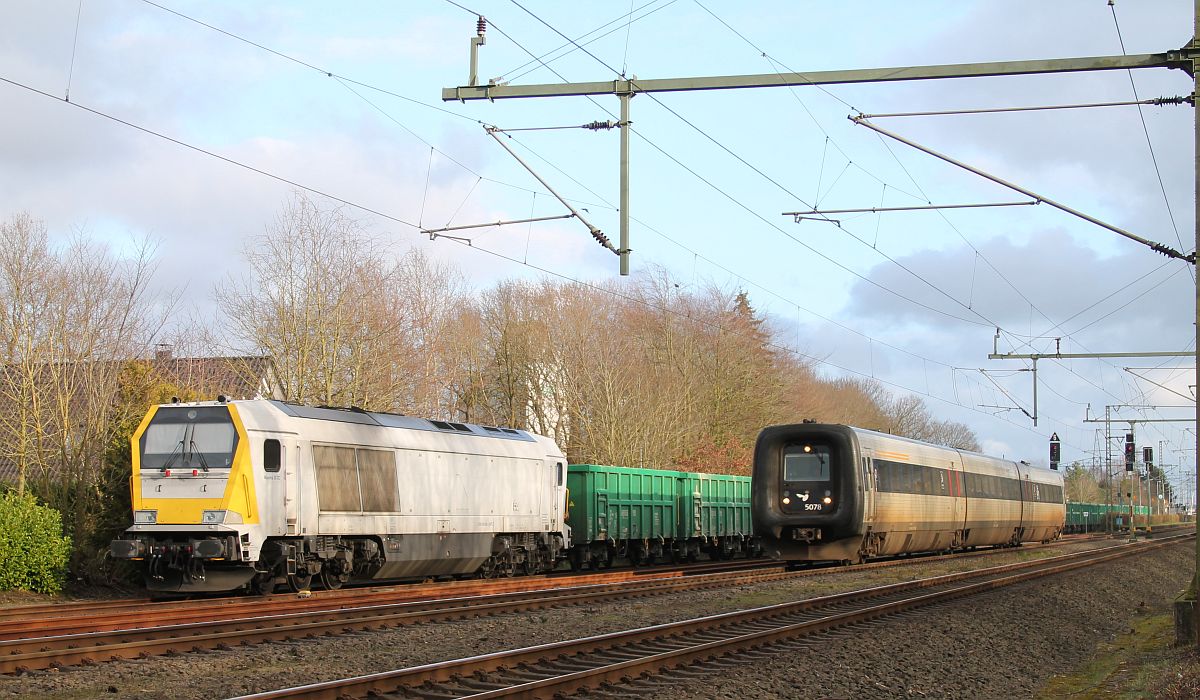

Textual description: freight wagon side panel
[567,465,683,545]
[680,472,753,539]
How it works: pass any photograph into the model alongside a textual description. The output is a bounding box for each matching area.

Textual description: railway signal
[1125,434,1135,471]
[1049,433,1060,470]
[1143,446,1154,468]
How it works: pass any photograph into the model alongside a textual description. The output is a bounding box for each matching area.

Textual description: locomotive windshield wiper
[161,439,184,471]
[189,439,210,472]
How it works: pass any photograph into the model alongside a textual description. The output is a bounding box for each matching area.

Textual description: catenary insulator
[477,16,487,36]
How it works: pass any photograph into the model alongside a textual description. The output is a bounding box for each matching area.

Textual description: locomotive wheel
[320,567,345,590]
[286,571,313,592]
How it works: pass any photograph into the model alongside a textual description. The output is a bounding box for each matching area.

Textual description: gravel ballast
[0,539,1189,699]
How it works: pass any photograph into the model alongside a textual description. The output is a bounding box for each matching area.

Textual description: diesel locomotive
[752,423,1065,563]
[110,399,570,594]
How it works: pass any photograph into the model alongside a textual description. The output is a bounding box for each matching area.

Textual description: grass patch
[1037,612,1200,699]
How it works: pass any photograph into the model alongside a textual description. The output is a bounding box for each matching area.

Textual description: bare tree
[215,194,463,412]
[0,212,162,569]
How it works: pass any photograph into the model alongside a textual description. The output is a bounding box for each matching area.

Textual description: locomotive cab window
[140,405,238,471]
[264,439,281,473]
[782,444,832,481]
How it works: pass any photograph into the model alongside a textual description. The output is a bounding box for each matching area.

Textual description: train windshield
[140,406,238,471]
[783,445,831,481]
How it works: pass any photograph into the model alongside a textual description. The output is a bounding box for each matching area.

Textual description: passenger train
[752,423,1065,564]
[110,399,570,594]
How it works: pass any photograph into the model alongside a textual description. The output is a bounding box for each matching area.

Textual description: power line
[0,70,1059,448]
[0,74,422,231]
[54,4,1166,451]
[135,0,994,380]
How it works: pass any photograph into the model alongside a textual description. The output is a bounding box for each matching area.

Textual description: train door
[951,461,965,530]
[861,449,876,524]
[256,431,295,537]
[548,459,564,532]
[285,439,301,536]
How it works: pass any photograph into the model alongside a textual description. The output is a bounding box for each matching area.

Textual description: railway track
[0,566,784,674]
[230,533,1192,700]
[0,529,1121,633]
[0,532,1165,675]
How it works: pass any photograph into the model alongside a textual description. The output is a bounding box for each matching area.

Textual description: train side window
[264,439,281,473]
[556,462,563,486]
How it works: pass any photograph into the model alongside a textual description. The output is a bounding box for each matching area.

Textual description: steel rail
[231,535,1190,700]
[0,567,786,674]
[0,569,674,632]
[0,534,1111,638]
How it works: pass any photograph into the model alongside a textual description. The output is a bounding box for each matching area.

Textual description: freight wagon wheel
[250,571,276,596]
[286,571,313,593]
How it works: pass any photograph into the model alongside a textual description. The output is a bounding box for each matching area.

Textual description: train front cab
[753,424,866,563]
[109,402,264,594]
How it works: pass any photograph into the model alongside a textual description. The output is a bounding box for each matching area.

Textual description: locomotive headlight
[782,497,791,505]
[201,510,227,524]
[823,497,832,505]
[133,510,157,524]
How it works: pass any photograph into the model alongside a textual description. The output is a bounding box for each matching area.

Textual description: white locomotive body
[111,399,570,594]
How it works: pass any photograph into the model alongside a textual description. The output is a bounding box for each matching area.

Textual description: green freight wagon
[566,464,682,568]
[1065,502,1148,533]
[677,471,756,561]
[565,464,756,569]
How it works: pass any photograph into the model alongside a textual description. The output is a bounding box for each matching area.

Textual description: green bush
[0,492,72,594]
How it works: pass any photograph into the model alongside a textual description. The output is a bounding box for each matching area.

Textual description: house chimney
[154,343,173,362]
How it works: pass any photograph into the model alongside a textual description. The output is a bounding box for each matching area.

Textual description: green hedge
[0,492,72,594]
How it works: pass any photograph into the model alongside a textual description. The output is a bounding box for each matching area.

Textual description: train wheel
[251,571,276,596]
[286,572,312,593]
[320,567,344,590]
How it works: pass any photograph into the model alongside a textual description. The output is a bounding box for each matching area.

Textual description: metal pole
[619,92,631,276]
[1193,0,1200,642]
[1032,357,1038,427]
[1106,406,1113,533]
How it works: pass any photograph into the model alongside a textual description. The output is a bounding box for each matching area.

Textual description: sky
[1,1,1197,502]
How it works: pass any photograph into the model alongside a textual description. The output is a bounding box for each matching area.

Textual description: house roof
[0,353,275,485]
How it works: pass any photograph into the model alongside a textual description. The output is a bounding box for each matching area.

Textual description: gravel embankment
[0,539,1189,699]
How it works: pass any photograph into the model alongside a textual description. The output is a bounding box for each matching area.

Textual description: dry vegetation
[207,194,982,472]
[0,196,986,581]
